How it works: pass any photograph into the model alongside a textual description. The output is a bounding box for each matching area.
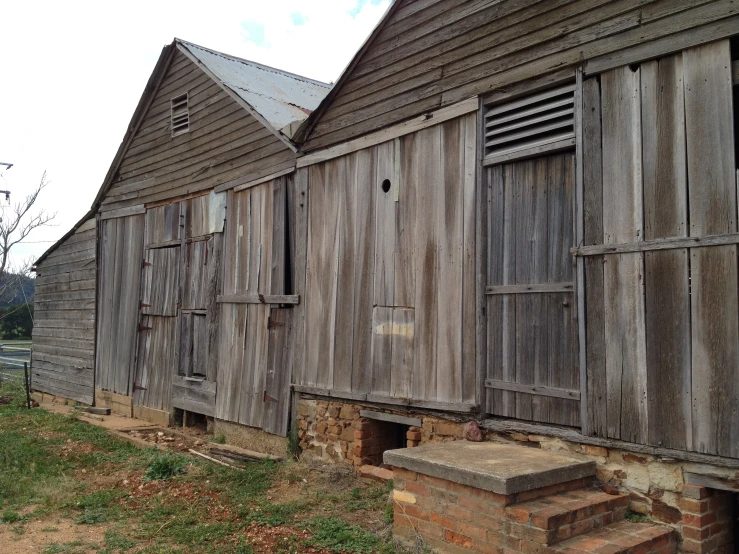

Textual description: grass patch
[0,380,408,553]
[210,433,226,444]
[624,510,651,523]
[144,452,188,481]
[306,516,394,554]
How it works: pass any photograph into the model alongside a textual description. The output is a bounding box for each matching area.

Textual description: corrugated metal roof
[178,40,331,134]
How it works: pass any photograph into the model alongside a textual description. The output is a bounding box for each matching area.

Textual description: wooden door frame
[476,69,584,428]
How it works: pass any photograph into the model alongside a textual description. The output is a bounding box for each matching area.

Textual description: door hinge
[267,317,284,329]
[140,301,151,309]
[142,260,152,268]
[264,391,278,403]
[139,323,152,331]
[133,384,147,391]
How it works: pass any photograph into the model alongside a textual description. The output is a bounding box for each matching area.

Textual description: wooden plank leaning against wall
[32,218,97,405]
[293,113,477,411]
[580,39,739,457]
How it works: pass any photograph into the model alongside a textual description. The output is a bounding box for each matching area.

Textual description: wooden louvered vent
[483,84,576,166]
[171,93,190,137]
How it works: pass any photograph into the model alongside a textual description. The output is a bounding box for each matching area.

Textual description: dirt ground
[1,517,109,554]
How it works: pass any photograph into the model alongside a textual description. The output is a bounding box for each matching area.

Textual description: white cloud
[0,0,390,264]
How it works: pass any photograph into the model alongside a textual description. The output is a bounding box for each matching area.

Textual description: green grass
[0,379,404,554]
[144,452,188,481]
[306,517,396,554]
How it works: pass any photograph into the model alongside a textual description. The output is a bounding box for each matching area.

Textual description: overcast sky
[0,0,390,266]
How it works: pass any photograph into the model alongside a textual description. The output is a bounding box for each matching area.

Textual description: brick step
[505,488,630,546]
[548,520,677,553]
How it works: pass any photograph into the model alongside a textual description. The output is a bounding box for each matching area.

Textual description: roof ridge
[176,38,331,88]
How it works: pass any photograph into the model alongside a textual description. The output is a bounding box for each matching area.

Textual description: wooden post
[574,66,588,436]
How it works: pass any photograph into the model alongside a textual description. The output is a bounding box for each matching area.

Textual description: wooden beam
[481,418,739,469]
[233,166,295,192]
[296,97,479,168]
[216,294,299,305]
[733,60,739,85]
[291,385,478,413]
[483,137,575,167]
[212,160,296,193]
[574,66,588,436]
[485,282,573,295]
[685,472,739,493]
[99,205,146,220]
[484,379,581,400]
[572,232,739,256]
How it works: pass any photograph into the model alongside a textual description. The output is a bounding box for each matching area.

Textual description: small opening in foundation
[360,419,408,468]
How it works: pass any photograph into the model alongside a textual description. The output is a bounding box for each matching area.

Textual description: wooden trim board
[484,379,581,400]
[216,294,300,305]
[292,385,478,413]
[486,283,574,295]
[233,166,295,192]
[99,205,146,220]
[296,97,478,168]
[572,232,739,256]
[481,418,739,469]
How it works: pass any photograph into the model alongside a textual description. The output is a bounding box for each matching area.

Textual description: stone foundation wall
[296,396,738,551]
[296,398,464,466]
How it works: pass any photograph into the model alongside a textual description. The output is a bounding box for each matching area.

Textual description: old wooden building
[33,38,330,437]
[32,2,739,551]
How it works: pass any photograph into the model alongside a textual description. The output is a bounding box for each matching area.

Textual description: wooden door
[95,214,145,396]
[133,246,180,411]
[484,152,580,426]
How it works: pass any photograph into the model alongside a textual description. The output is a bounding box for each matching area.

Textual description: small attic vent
[483,84,576,165]
[171,93,190,137]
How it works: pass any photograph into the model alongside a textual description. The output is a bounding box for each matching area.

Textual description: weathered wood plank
[436,119,464,404]
[600,65,647,444]
[684,40,739,458]
[370,306,394,397]
[640,54,692,451]
[411,125,440,401]
[373,141,396,307]
[333,155,356,394]
[351,149,377,394]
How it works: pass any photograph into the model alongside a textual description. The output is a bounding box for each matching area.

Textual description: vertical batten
[600,65,648,443]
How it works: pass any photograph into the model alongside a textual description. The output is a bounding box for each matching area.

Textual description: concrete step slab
[384,441,595,496]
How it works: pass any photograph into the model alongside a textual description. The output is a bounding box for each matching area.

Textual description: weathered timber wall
[303,0,739,151]
[294,113,477,409]
[100,49,294,212]
[32,218,97,404]
[216,177,292,435]
[583,39,739,458]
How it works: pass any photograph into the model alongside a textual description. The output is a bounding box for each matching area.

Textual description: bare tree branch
[0,172,57,303]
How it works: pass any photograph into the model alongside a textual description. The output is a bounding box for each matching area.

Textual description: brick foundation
[390,468,676,553]
[680,485,735,553]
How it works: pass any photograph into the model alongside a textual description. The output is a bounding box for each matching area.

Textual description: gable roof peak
[176,38,331,137]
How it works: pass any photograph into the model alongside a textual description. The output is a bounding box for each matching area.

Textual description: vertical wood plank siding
[95,215,145,398]
[303,0,739,151]
[582,39,739,458]
[216,178,291,434]
[295,114,477,407]
[99,50,294,211]
[32,219,97,404]
[485,153,578,426]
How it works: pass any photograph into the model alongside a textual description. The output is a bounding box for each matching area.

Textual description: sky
[0,0,391,266]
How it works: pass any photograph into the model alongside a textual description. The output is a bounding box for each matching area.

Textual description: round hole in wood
[381,179,391,193]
